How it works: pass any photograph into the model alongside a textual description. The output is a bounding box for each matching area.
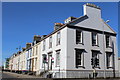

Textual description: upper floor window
[43,40,45,51]
[92,33,98,46]
[28,49,31,57]
[106,35,111,48]
[76,30,83,44]
[27,51,29,58]
[49,36,52,48]
[36,46,38,55]
[32,48,34,56]
[56,32,60,46]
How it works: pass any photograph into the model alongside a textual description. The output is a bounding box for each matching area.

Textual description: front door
[31,59,34,71]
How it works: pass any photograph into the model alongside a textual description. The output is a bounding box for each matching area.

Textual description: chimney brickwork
[83,3,101,18]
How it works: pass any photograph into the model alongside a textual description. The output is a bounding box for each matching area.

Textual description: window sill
[56,44,60,46]
[92,44,99,47]
[56,65,60,67]
[42,50,45,51]
[76,65,85,69]
[106,46,112,48]
[49,47,52,49]
[76,42,84,45]
[107,66,113,69]
[93,66,100,69]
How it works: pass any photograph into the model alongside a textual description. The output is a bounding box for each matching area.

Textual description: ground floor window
[56,51,60,67]
[35,58,37,69]
[42,54,47,68]
[48,53,53,70]
[92,50,100,68]
[75,49,84,68]
[106,52,113,68]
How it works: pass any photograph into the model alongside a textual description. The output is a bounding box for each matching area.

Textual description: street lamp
[106,20,110,23]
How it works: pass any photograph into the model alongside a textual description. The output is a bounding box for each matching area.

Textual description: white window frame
[49,36,52,48]
[92,32,98,46]
[75,49,84,68]
[42,54,47,68]
[36,46,38,55]
[106,52,113,68]
[92,51,100,68]
[30,49,32,57]
[76,30,83,44]
[32,47,34,56]
[35,58,37,69]
[56,32,60,46]
[56,51,60,67]
[106,35,111,48]
[43,40,46,51]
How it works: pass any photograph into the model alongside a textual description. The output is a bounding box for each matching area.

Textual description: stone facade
[7,3,119,78]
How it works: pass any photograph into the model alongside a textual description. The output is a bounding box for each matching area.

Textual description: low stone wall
[36,70,120,78]
[65,70,120,78]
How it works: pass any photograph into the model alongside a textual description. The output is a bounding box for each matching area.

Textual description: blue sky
[2,2,119,64]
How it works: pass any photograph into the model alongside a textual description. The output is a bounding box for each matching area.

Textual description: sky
[2,2,119,65]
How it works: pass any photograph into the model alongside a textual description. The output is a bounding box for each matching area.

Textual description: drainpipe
[112,41,115,78]
[103,21,106,79]
[103,20,110,78]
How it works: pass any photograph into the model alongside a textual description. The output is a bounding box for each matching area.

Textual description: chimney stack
[33,35,41,45]
[83,3,101,18]
[64,16,77,24]
[41,35,47,39]
[22,47,26,51]
[54,23,64,30]
[33,35,41,41]
[26,43,32,49]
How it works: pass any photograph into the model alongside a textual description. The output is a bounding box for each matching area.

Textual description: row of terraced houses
[5,3,120,78]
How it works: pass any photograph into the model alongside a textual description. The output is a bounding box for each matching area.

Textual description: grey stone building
[38,3,119,78]
[7,3,119,78]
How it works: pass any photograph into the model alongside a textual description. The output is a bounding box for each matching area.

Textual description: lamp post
[103,20,110,78]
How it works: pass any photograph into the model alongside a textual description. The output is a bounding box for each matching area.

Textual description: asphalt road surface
[2,71,42,80]
[1,71,120,80]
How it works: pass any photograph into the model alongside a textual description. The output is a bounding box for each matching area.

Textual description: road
[1,71,120,80]
[2,71,43,80]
